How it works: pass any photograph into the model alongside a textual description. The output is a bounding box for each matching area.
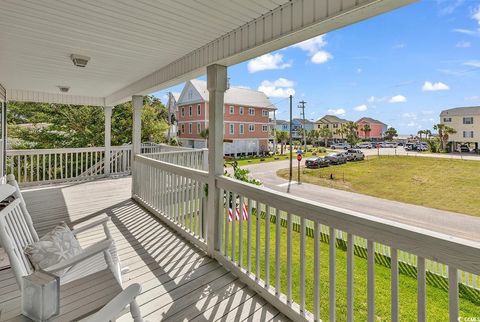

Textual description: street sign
[296,149,303,155]
[297,154,302,161]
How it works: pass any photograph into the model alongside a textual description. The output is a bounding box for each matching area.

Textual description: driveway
[355,147,480,161]
[242,159,480,242]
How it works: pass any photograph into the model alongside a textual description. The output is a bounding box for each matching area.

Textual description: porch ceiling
[0,0,416,106]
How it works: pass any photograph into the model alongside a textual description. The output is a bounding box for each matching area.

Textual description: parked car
[405,143,416,151]
[384,142,397,148]
[416,143,428,151]
[325,152,347,165]
[355,142,372,149]
[305,156,329,168]
[459,145,470,153]
[330,143,351,150]
[345,149,365,161]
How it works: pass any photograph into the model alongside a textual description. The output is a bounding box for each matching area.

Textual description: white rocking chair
[0,175,142,322]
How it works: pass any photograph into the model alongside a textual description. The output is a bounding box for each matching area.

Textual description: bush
[318,147,326,153]
[426,138,442,153]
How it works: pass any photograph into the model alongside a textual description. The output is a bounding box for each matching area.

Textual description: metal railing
[132,154,480,322]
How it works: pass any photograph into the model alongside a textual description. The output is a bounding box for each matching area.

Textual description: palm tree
[361,124,371,139]
[344,121,359,146]
[335,124,347,140]
[384,127,398,140]
[424,129,432,139]
[199,128,209,146]
[433,124,456,151]
[275,131,289,154]
[417,130,425,140]
[318,127,333,147]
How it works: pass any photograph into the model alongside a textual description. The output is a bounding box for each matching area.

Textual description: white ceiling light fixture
[57,86,70,93]
[70,54,90,68]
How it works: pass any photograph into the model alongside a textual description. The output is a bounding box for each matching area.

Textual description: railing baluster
[265,205,270,287]
[231,192,237,263]
[391,247,399,322]
[300,216,306,314]
[255,201,260,280]
[287,212,292,304]
[30,154,33,182]
[314,222,321,321]
[239,195,244,267]
[218,188,224,254]
[449,266,459,322]
[418,256,426,322]
[347,232,354,322]
[275,208,281,296]
[368,240,375,322]
[329,227,336,322]
[225,190,230,257]
[247,198,252,273]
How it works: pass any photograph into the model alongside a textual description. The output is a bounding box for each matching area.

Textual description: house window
[333,124,339,128]
[239,107,244,115]
[248,108,255,116]
[443,117,452,122]
[229,123,234,134]
[262,125,268,132]
[239,124,244,135]
[463,131,474,138]
[189,105,192,117]
[181,124,185,133]
[188,123,192,134]
[282,125,288,130]
[262,110,269,117]
[197,104,201,116]
[181,107,185,117]
[197,123,201,134]
[249,124,255,132]
[229,105,235,115]
[463,117,474,124]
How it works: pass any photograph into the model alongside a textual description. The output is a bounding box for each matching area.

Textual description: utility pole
[289,95,293,184]
[298,100,307,152]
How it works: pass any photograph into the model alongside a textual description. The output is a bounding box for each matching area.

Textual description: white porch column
[104,106,113,176]
[206,64,227,255]
[131,95,143,197]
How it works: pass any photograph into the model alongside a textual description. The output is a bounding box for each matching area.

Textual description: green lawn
[277,156,480,217]
[233,150,326,167]
[221,211,480,321]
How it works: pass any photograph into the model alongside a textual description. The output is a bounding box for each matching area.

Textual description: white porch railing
[132,153,480,322]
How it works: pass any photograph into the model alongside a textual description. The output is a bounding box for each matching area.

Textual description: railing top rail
[141,148,205,156]
[6,146,111,155]
[135,154,208,183]
[111,145,132,151]
[216,175,480,275]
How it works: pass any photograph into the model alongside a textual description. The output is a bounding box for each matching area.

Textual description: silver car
[345,149,365,161]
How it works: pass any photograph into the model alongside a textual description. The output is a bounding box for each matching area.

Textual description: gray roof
[276,120,289,125]
[293,118,314,124]
[356,117,387,126]
[315,115,348,124]
[440,106,480,116]
[190,79,276,110]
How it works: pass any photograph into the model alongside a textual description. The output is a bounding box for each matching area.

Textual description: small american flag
[228,203,248,222]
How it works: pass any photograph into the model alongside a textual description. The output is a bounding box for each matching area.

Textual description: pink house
[356,117,387,140]
[176,79,276,155]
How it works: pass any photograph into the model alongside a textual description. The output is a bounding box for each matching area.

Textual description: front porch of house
[0,177,287,321]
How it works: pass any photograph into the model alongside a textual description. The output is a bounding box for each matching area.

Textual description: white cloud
[258,78,295,98]
[421,110,434,115]
[327,108,346,116]
[311,51,333,64]
[402,112,417,119]
[393,43,406,49]
[422,81,450,92]
[452,6,480,36]
[353,104,368,112]
[356,68,362,74]
[464,60,480,68]
[473,5,480,24]
[367,96,388,103]
[291,35,333,64]
[456,40,471,48]
[389,95,407,103]
[465,95,480,101]
[247,53,291,73]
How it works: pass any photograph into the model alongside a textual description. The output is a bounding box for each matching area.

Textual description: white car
[330,143,351,150]
[356,142,372,149]
[345,149,365,161]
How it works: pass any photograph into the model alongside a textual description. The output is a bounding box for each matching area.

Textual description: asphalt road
[243,158,480,242]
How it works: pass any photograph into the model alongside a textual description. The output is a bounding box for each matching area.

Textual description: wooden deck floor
[0,177,289,322]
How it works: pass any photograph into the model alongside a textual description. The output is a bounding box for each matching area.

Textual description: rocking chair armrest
[44,239,113,274]
[72,217,111,235]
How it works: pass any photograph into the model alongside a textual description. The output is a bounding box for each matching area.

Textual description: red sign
[297,154,302,161]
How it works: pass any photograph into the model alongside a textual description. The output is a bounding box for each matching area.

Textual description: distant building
[275,120,290,132]
[176,79,276,155]
[291,118,315,139]
[440,106,479,150]
[356,117,387,140]
[314,115,349,140]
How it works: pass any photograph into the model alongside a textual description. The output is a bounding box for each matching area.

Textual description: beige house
[440,106,480,150]
[315,115,349,140]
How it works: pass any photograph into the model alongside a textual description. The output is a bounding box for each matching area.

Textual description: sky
[153,0,480,135]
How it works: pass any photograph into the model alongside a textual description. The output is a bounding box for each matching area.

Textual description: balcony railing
[132,152,480,322]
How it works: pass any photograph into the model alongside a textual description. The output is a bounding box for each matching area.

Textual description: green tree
[361,124,371,139]
[344,121,359,146]
[199,128,209,147]
[318,127,332,147]
[7,96,169,149]
[433,124,456,151]
[384,127,398,140]
[275,131,289,154]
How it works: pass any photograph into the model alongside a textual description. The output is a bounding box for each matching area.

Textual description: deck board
[0,177,290,321]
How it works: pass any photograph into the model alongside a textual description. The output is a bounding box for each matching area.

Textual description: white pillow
[24,222,83,276]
